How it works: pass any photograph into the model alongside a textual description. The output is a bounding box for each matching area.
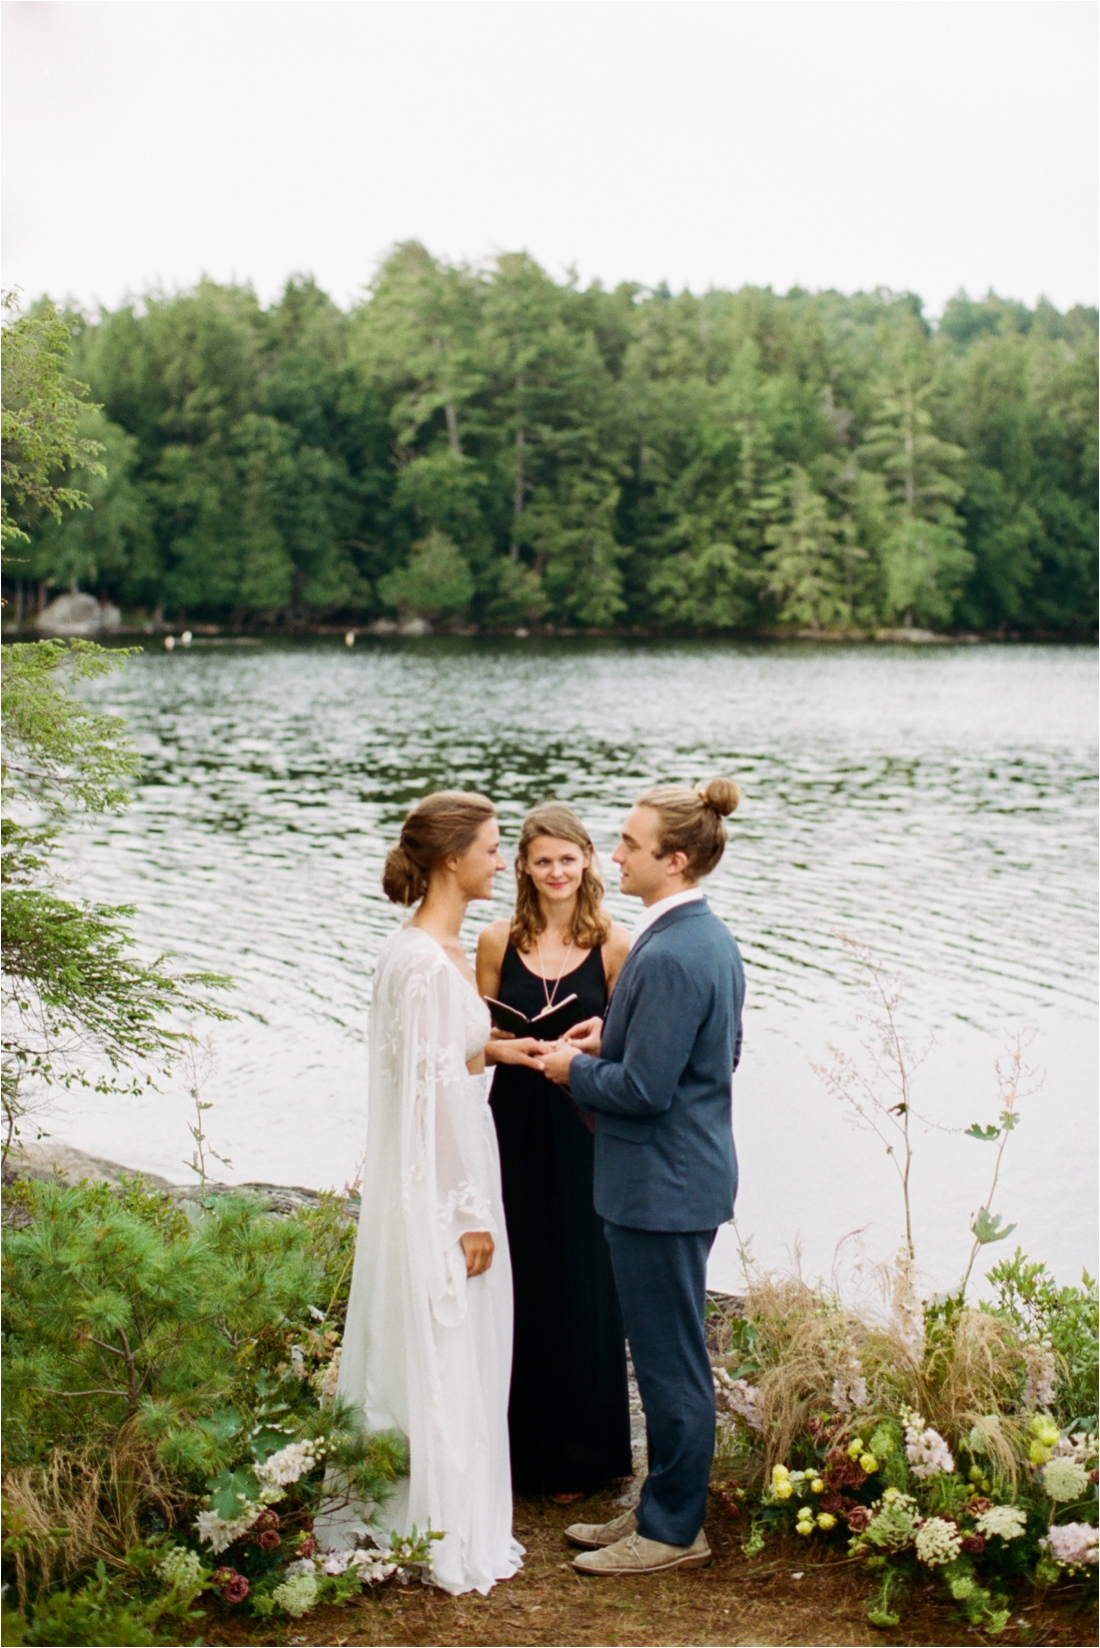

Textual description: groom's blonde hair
[635,776,741,882]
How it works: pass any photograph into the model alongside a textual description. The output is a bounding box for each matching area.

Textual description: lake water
[56,638,1097,1298]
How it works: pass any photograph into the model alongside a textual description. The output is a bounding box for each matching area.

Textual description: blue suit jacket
[568,899,744,1232]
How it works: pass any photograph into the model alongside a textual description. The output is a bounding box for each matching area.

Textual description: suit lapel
[612,898,709,995]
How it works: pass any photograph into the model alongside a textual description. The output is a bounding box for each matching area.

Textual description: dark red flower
[961,1535,986,1555]
[214,1568,250,1605]
[1090,1469,1099,1486]
[253,1528,281,1551]
[252,1508,280,1531]
[821,1492,845,1515]
[968,1496,993,1515]
[845,1506,872,1533]
[297,1535,318,1559]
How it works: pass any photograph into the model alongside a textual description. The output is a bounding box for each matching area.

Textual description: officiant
[477,803,633,1503]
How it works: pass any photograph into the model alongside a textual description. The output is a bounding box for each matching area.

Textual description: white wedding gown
[316,925,523,1596]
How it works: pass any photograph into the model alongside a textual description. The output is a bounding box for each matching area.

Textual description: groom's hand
[561,1015,603,1056]
[537,1041,581,1085]
[460,1231,495,1276]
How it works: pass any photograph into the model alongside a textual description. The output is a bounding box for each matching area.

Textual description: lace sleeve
[390,944,498,1326]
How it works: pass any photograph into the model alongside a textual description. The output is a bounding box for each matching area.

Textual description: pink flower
[297,1534,318,1559]
[253,1528,281,1551]
[214,1567,250,1604]
[845,1506,871,1533]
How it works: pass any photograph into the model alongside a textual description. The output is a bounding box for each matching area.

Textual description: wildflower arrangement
[711,1256,1098,1632]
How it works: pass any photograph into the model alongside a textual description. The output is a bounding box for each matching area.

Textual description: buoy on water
[164,635,175,651]
[181,631,193,645]
[345,631,356,647]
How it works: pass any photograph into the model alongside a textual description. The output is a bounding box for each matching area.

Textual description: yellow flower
[817,1513,837,1531]
[883,1487,900,1503]
[860,1454,878,1474]
[1029,1417,1060,1448]
[797,1505,814,1520]
[847,1437,865,1459]
[774,1482,793,1500]
[810,1478,824,1494]
[796,1519,814,1536]
[772,1464,790,1482]
[968,1466,983,1482]
[1029,1440,1052,1466]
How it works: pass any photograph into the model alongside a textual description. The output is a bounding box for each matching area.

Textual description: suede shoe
[563,1508,638,1550]
[571,1529,712,1576]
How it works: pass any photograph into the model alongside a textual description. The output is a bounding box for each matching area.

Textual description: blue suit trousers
[603,1221,716,1547]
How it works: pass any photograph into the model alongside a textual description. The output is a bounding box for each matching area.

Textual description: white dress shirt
[630,886,704,944]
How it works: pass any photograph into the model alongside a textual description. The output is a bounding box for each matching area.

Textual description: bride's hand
[561,1015,603,1056]
[461,1230,495,1276]
[485,1036,545,1069]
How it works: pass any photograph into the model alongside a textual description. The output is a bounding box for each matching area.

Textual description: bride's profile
[316,792,523,1596]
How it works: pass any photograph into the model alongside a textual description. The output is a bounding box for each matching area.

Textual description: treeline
[7,245,1098,634]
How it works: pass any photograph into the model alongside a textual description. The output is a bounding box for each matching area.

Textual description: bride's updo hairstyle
[510,801,611,953]
[635,776,741,883]
[382,791,496,906]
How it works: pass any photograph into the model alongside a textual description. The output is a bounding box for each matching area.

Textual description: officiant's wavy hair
[637,776,741,881]
[510,802,611,953]
[382,791,496,905]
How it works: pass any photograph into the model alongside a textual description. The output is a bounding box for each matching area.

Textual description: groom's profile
[539,777,744,1576]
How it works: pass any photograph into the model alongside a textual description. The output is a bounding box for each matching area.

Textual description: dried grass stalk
[3,1424,175,1608]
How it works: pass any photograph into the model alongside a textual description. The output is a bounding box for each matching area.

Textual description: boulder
[36,592,122,637]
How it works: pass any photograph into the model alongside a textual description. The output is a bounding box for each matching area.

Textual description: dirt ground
[198,1489,1098,1648]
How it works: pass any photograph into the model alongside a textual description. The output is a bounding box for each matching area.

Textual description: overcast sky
[3,0,1097,317]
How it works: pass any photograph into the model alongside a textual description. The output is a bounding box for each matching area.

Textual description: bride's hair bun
[696,776,741,818]
[381,791,496,906]
[382,841,429,906]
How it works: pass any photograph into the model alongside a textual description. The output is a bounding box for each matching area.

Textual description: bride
[316,792,523,1596]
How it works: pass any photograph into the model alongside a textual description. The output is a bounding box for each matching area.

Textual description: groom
[538,779,745,1577]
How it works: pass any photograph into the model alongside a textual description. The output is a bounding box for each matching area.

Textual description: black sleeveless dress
[489,943,632,1496]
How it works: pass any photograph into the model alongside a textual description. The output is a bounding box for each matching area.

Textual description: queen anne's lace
[1042,1458,1091,1503]
[974,1504,1028,1541]
[914,1516,963,1567]
[270,1572,319,1617]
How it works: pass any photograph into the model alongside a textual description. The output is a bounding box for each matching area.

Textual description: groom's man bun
[635,776,741,882]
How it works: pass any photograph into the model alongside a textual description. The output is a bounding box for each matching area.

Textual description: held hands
[536,1040,582,1085]
[485,1035,547,1070]
[460,1230,495,1277]
[561,1015,603,1056]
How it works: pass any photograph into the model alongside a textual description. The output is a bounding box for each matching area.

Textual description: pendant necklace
[535,934,576,1012]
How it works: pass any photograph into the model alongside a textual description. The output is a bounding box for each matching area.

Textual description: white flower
[1044,1523,1099,1567]
[156,1547,206,1600]
[255,1438,323,1489]
[1050,1431,1098,1468]
[974,1505,1028,1541]
[900,1405,954,1480]
[890,1256,925,1362]
[1021,1341,1056,1411]
[312,1346,342,1403]
[309,1305,326,1320]
[1042,1458,1091,1503]
[282,1556,318,1578]
[713,1368,764,1433]
[914,1516,963,1567]
[831,1369,868,1413]
[194,1506,258,1555]
[271,1572,320,1617]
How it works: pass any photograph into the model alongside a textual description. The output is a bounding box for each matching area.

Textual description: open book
[485,993,579,1042]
